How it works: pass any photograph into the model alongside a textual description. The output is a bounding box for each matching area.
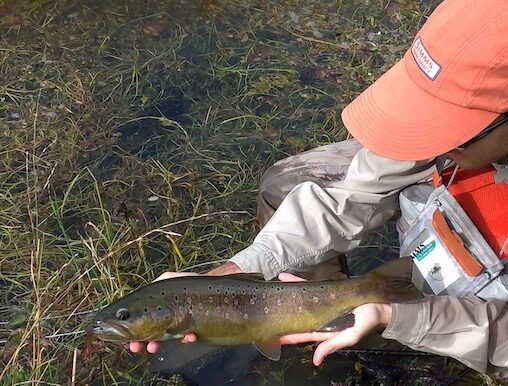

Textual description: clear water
[2,0,480,385]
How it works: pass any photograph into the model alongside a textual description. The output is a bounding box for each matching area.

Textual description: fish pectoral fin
[150,340,220,371]
[315,312,355,333]
[252,339,281,361]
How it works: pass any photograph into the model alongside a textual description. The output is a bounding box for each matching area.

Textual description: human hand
[447,119,508,170]
[129,271,199,354]
[447,148,488,170]
[277,272,392,366]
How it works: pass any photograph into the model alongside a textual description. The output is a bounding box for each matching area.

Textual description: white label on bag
[411,236,460,294]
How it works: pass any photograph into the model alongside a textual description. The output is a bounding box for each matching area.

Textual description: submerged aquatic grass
[0,0,500,384]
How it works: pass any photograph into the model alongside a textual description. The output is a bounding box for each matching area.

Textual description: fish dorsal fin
[315,312,355,333]
[224,273,265,281]
[253,339,281,360]
[367,257,412,287]
[365,257,423,301]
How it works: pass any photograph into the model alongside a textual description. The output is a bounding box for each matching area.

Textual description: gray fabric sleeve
[230,148,436,279]
[382,295,508,374]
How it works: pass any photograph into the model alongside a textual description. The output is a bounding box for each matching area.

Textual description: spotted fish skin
[89,257,421,359]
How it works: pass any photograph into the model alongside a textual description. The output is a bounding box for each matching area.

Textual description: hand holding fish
[91,258,419,363]
[276,272,392,366]
[128,270,394,364]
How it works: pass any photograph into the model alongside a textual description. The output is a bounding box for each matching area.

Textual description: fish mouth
[88,320,135,342]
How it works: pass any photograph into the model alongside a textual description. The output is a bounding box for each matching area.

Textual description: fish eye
[116,308,130,321]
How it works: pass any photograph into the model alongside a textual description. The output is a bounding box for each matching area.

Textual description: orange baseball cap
[342,0,508,161]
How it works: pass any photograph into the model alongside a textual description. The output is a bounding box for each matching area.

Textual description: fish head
[88,290,187,343]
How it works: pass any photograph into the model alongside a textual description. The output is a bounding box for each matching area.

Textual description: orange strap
[431,209,483,277]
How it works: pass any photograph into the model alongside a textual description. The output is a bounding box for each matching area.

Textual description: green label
[411,240,436,261]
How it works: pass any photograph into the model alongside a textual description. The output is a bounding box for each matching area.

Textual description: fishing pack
[396,163,508,300]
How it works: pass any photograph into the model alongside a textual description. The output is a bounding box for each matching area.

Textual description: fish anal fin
[316,312,355,333]
[253,339,281,360]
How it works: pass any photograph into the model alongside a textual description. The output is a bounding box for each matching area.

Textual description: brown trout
[89,257,421,360]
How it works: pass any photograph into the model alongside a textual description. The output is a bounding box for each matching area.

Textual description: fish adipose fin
[253,339,281,360]
[315,312,355,333]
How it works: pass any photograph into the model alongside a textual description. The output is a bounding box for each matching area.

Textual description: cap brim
[341,60,498,160]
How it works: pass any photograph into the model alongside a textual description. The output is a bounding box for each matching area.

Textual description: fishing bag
[396,164,508,300]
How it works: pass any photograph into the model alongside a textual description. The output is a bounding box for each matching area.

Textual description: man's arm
[382,295,508,374]
[277,276,508,377]
[206,261,242,275]
[229,148,436,279]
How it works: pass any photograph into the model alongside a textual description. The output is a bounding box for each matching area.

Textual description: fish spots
[144,307,149,313]
[156,305,166,316]
[198,303,203,310]
[216,306,221,313]
[292,292,297,298]
[277,299,283,306]
[208,285,212,291]
[174,295,179,302]
[330,293,336,300]
[234,299,239,306]
[205,310,209,316]
[225,312,230,319]
[224,297,229,304]
[250,298,255,305]
[262,292,267,300]
[313,297,319,303]
[264,306,269,314]
[160,291,166,297]
[208,296,214,304]
[186,297,192,304]
[243,313,249,320]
